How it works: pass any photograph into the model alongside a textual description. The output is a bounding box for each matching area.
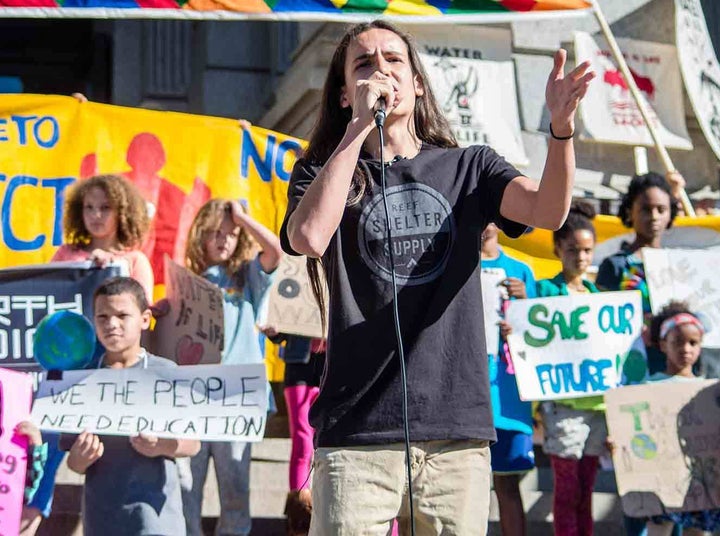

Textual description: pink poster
[0,368,33,536]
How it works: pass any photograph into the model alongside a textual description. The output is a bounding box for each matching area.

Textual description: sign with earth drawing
[605,379,720,517]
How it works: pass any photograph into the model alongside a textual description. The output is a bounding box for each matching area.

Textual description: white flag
[575,31,692,150]
[410,26,528,167]
[420,53,529,166]
[675,0,720,161]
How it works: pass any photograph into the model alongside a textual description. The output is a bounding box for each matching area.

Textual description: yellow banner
[5,95,720,380]
[0,94,303,266]
[0,95,304,381]
[239,124,304,234]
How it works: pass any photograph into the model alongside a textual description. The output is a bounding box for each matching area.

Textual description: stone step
[46,438,626,534]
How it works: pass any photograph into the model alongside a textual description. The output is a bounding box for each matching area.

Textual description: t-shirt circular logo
[358,183,455,285]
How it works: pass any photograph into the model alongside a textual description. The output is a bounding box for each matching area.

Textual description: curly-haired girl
[180,199,281,536]
[52,173,153,301]
[596,172,678,310]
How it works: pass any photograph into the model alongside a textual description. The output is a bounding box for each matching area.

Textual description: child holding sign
[64,277,199,535]
[596,173,680,536]
[23,174,154,535]
[643,302,719,536]
[535,202,608,536]
[181,199,281,536]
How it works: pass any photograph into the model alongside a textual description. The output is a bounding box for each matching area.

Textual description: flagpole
[592,1,695,216]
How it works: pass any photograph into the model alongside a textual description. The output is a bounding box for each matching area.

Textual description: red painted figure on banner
[603,67,655,99]
[79,132,210,285]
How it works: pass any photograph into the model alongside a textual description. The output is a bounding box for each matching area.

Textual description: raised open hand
[545,49,595,137]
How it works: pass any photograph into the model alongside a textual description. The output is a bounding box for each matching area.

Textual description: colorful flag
[0,0,592,20]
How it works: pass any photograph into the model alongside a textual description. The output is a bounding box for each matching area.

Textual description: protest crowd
[1,5,720,536]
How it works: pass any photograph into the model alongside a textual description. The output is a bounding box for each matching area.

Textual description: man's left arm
[500,50,594,231]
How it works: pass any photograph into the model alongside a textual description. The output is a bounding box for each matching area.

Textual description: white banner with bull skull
[575,31,692,149]
[411,26,528,167]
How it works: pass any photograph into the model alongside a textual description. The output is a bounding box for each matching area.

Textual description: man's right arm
[285,121,371,258]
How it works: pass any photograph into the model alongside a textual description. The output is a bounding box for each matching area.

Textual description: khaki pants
[310,439,491,536]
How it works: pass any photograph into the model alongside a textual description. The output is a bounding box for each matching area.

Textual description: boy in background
[65,277,200,536]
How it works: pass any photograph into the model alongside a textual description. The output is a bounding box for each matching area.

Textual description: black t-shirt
[280,144,526,447]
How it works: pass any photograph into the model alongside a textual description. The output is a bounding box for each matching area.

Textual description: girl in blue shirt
[180,199,282,536]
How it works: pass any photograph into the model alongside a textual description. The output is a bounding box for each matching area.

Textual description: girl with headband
[643,301,718,536]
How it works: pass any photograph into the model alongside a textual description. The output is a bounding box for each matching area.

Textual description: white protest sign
[605,379,720,517]
[575,31,692,149]
[481,268,506,355]
[420,53,528,166]
[643,247,720,348]
[408,24,513,62]
[151,256,224,365]
[413,25,526,167]
[266,254,327,339]
[676,0,720,160]
[31,364,267,442]
[506,291,645,401]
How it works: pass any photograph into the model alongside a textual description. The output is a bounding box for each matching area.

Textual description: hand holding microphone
[374,97,387,128]
[351,73,394,130]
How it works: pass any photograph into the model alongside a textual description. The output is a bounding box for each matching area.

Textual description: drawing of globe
[630,433,658,460]
[33,311,96,371]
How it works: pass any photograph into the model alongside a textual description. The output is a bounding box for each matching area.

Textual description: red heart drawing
[176,335,204,366]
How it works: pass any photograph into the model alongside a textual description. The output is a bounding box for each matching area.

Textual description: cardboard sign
[481,268,506,355]
[0,368,33,536]
[32,363,268,442]
[506,291,645,401]
[605,379,720,517]
[151,256,224,365]
[266,254,326,339]
[575,31,692,149]
[643,247,720,348]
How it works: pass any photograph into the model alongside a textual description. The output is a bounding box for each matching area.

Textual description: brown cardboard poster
[605,380,720,517]
[266,254,327,339]
[150,255,224,365]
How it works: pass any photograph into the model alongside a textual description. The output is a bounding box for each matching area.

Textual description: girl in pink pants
[283,337,325,491]
[263,333,324,535]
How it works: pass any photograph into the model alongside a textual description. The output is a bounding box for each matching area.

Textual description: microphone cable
[374,105,416,536]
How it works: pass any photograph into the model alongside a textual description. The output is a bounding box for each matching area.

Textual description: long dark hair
[305,20,458,328]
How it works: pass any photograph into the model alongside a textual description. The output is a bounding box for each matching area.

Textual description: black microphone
[374,97,387,128]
